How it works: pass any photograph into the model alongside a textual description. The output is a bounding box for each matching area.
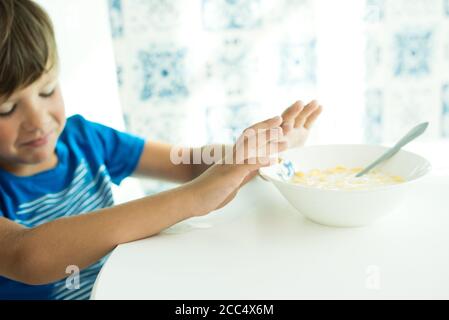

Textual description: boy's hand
[280,100,323,149]
[191,116,288,215]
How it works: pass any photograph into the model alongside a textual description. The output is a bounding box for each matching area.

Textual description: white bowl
[259,144,431,227]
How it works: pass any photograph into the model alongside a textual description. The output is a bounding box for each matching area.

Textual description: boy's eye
[0,104,17,117]
[40,89,56,98]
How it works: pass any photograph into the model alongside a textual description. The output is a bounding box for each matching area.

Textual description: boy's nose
[22,104,51,133]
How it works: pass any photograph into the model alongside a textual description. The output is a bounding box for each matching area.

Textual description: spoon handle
[394,122,429,150]
[356,122,429,178]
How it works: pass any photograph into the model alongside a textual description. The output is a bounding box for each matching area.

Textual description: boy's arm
[0,117,285,286]
[134,141,232,183]
[133,100,323,184]
[0,182,204,285]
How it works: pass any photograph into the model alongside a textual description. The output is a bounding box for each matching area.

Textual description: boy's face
[0,68,66,175]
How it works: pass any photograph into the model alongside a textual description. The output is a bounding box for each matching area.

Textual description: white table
[91,173,449,300]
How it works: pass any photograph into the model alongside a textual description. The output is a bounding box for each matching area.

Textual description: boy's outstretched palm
[192,101,323,214]
[280,100,323,149]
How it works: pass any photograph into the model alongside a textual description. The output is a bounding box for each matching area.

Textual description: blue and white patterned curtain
[108,0,449,192]
[365,0,449,142]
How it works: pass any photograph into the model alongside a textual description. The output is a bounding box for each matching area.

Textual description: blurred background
[38,0,449,196]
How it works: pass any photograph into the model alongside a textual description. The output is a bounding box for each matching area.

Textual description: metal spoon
[356,122,429,178]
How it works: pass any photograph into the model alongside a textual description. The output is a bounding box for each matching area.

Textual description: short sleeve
[78,116,145,185]
[0,188,4,218]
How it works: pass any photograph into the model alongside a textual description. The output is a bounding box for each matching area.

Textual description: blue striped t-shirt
[0,115,145,300]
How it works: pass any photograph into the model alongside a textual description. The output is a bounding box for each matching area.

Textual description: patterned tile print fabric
[365,0,449,142]
[108,0,448,193]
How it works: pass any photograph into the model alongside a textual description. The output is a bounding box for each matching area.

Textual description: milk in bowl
[290,166,405,191]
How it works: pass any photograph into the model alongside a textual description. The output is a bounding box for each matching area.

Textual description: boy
[0,0,322,300]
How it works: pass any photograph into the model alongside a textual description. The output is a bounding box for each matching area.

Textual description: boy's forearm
[135,142,232,183]
[190,144,233,179]
[14,183,203,285]
[190,144,258,187]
